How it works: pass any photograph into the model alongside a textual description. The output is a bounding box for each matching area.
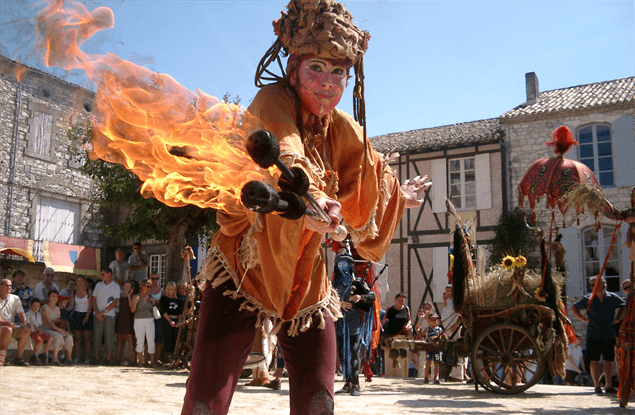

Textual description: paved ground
[0,365,630,414]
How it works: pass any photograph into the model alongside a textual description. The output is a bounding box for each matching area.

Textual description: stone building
[371,73,635,322]
[371,119,506,312]
[501,73,635,335]
[0,54,102,287]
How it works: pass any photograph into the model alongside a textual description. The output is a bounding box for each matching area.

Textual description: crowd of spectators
[0,242,186,367]
[1,248,630,404]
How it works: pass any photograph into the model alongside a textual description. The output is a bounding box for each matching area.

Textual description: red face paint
[293,58,348,118]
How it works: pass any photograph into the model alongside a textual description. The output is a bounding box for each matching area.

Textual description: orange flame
[34,0,269,211]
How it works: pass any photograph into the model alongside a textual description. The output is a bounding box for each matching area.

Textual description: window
[578,124,614,187]
[35,198,79,244]
[582,226,621,293]
[31,111,54,157]
[150,254,167,287]
[448,157,476,209]
[34,198,79,261]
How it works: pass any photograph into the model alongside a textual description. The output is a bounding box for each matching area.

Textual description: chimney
[525,72,539,104]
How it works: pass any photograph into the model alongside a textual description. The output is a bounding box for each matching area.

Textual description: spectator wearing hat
[34,267,60,304]
[571,275,626,394]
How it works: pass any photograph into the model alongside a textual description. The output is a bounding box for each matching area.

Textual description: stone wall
[503,107,635,341]
[0,55,102,249]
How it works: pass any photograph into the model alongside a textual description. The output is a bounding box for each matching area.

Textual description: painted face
[291,58,348,118]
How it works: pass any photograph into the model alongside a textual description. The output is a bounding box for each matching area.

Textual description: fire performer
[181,1,430,414]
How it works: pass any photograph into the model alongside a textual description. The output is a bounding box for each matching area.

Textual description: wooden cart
[389,302,558,394]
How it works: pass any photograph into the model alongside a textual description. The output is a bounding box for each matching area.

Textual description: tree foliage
[68,121,218,281]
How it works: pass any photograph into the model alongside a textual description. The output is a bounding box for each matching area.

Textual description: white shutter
[613,115,635,187]
[475,153,492,210]
[433,246,449,304]
[431,158,447,213]
[560,227,582,298]
[35,198,79,244]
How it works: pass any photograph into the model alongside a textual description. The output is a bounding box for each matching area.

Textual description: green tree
[68,121,218,283]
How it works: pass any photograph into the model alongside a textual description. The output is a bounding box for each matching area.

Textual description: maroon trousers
[181,281,336,415]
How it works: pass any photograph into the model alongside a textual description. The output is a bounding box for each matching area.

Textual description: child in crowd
[25,298,53,365]
[423,313,445,385]
[414,302,433,378]
[565,333,585,386]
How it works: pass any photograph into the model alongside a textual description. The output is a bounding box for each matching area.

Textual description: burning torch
[241,129,347,242]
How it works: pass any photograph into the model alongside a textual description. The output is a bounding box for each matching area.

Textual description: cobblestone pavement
[0,365,629,414]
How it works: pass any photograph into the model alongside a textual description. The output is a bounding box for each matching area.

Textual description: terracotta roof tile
[500,76,635,121]
[371,118,502,154]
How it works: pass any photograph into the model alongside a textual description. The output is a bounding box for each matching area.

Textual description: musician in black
[332,242,376,396]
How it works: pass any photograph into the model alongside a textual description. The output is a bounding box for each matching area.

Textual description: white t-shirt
[565,343,584,372]
[0,294,24,322]
[25,309,43,328]
[93,280,121,317]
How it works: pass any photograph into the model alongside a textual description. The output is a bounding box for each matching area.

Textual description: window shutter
[613,115,635,187]
[431,158,447,213]
[475,153,492,210]
[560,227,582,298]
[433,246,449,304]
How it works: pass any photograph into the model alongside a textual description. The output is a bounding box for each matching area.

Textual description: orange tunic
[203,84,405,332]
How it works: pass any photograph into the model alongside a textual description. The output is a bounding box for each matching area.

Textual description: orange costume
[205,83,405,331]
[181,2,415,414]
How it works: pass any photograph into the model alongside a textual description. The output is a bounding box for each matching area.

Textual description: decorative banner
[44,241,100,275]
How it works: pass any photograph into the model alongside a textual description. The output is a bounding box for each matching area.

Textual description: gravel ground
[0,364,630,414]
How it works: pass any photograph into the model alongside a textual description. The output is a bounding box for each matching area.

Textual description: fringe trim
[238,214,264,271]
[280,151,327,191]
[204,246,343,337]
[347,206,379,245]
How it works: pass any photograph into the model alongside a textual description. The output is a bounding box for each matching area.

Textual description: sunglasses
[151,278,159,280]
[625,286,631,290]
[45,273,54,276]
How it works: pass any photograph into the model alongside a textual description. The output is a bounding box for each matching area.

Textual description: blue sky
[1,0,633,137]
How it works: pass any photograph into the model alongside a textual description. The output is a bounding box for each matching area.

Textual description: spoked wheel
[472,323,546,394]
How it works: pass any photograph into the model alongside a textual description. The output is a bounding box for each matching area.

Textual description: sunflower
[515,255,527,268]
[501,255,516,271]
[534,287,547,302]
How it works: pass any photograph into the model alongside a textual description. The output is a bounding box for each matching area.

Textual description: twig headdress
[255,0,370,153]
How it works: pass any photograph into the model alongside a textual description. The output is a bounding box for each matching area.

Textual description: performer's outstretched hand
[401,175,432,208]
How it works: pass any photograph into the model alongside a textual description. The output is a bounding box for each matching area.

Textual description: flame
[33,0,269,211]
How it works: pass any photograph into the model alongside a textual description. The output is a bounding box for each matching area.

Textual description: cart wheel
[471,323,545,394]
